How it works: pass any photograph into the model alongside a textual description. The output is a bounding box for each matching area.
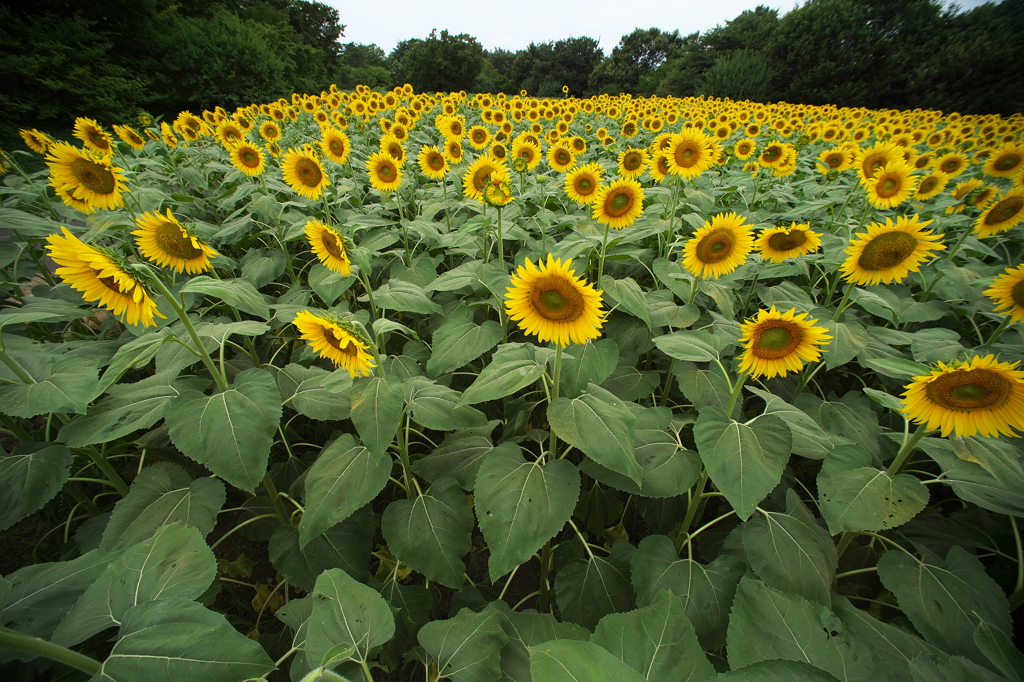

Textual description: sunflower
[983,143,1024,178]
[113,125,146,151]
[756,223,822,262]
[504,255,605,347]
[975,188,1024,238]
[293,310,376,378]
[73,117,113,157]
[547,143,575,172]
[440,116,465,139]
[483,177,514,207]
[160,122,178,148]
[418,145,448,180]
[738,306,831,379]
[133,209,216,274]
[366,150,402,192]
[901,355,1024,438]
[816,147,851,174]
[462,154,508,203]
[564,163,604,205]
[45,227,164,327]
[230,142,266,177]
[379,133,406,167]
[259,121,282,142]
[866,160,918,209]
[468,125,491,150]
[856,142,902,184]
[914,172,949,201]
[734,138,756,160]
[649,153,671,184]
[935,152,969,178]
[681,213,755,279]
[46,142,127,211]
[319,127,351,165]
[666,130,716,179]
[443,139,464,165]
[19,128,52,154]
[592,178,644,229]
[305,219,352,275]
[511,139,541,170]
[840,215,945,285]
[617,147,649,178]
[215,122,246,148]
[947,178,983,214]
[282,147,329,199]
[983,263,1024,324]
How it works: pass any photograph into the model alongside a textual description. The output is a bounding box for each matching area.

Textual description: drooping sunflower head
[592,178,645,229]
[73,117,113,156]
[293,310,376,378]
[666,130,715,179]
[866,160,918,209]
[756,223,822,262]
[547,143,575,173]
[681,212,755,279]
[564,162,604,205]
[901,355,1024,438]
[983,263,1024,324]
[366,150,402,193]
[617,147,649,178]
[983,143,1024,178]
[975,187,1024,238]
[417,145,448,180]
[504,254,605,348]
[46,141,127,211]
[305,219,352,275]
[914,172,949,201]
[738,306,832,379]
[230,142,266,177]
[462,154,508,203]
[113,125,146,151]
[840,215,945,286]
[132,209,217,274]
[45,227,165,327]
[20,128,53,154]
[319,127,351,165]
[281,147,329,199]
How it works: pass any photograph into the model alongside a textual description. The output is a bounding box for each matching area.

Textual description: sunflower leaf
[305,568,395,668]
[179,276,271,319]
[0,442,73,533]
[554,541,635,630]
[457,342,545,406]
[0,354,101,418]
[349,375,405,457]
[418,604,508,682]
[426,308,503,377]
[528,640,647,682]
[547,385,641,484]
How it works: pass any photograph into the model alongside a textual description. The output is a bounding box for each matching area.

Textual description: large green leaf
[673,361,733,415]
[349,374,405,457]
[727,575,876,681]
[817,313,869,369]
[165,368,282,492]
[0,354,100,418]
[59,373,181,447]
[555,541,635,630]
[458,342,545,406]
[381,476,474,589]
[630,534,745,651]
[591,589,714,681]
[548,384,641,484]
[405,377,487,430]
[277,363,352,421]
[418,604,508,682]
[53,523,216,647]
[426,308,503,377]
[240,247,286,288]
[309,263,355,305]
[747,386,853,459]
[372,279,442,315]
[528,639,647,682]
[918,436,1024,516]
[714,659,843,681]
[559,338,619,398]
[93,598,274,682]
[493,603,589,681]
[0,442,72,532]
[98,330,172,392]
[877,546,1012,666]
[693,407,792,520]
[100,463,225,552]
[741,490,837,607]
[299,434,391,547]
[817,444,929,534]
[269,508,375,591]
[653,329,720,362]
[974,621,1024,682]
[474,443,580,582]
[180,276,271,318]
[601,276,652,328]
[305,568,395,668]
[411,436,493,490]
[795,392,881,458]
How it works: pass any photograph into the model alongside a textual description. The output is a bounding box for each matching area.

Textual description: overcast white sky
[324,0,996,56]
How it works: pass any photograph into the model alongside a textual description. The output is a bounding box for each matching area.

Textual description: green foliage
[394,30,483,93]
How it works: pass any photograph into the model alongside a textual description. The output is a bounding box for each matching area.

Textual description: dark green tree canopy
[389,30,484,93]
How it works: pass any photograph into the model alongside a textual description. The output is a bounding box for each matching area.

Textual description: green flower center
[532,277,583,321]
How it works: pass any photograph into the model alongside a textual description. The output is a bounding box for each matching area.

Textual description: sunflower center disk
[857,231,917,270]
[753,324,800,359]
[1012,279,1024,309]
[985,197,1023,226]
[878,178,899,197]
[71,158,116,194]
[533,280,583,321]
[624,154,642,170]
[98,274,129,295]
[995,155,1020,171]
[696,229,736,264]
[321,232,343,259]
[768,231,806,252]
[155,222,204,260]
[241,150,259,167]
[926,369,1010,410]
[577,178,593,193]
[297,160,322,187]
[919,178,937,193]
[608,192,632,216]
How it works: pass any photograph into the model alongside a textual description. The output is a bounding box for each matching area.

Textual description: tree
[511,37,603,96]
[337,42,388,89]
[397,30,484,93]
[696,50,778,102]
[589,28,685,95]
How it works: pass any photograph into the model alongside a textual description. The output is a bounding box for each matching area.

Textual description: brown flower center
[984,196,1023,226]
[994,154,1021,172]
[941,158,962,173]
[323,327,359,357]
[1012,279,1024,309]
[925,368,1011,411]
[87,129,110,151]
[99,274,130,294]
[575,177,594,194]
[472,165,496,191]
[696,228,736,264]
[239,148,260,168]
[554,149,571,166]
[767,230,807,252]
[857,230,917,271]
[531,277,584,321]
[329,138,345,156]
[155,222,203,260]
[751,322,802,359]
[623,152,644,171]
[606,190,633,216]
[918,176,938,194]
[321,230,344,259]
[70,157,116,195]
[295,158,323,187]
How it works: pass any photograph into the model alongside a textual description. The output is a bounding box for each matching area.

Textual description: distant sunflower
[132,209,216,274]
[935,151,969,177]
[511,139,541,170]
[46,141,127,211]
[259,121,282,143]
[160,122,178,148]
[215,122,245,148]
[756,223,822,262]
[592,178,644,229]
[983,143,1024,178]
[468,125,491,150]
[366,150,402,192]
[482,176,514,207]
[73,117,113,156]
[547,142,575,172]
[305,219,352,275]
[866,161,918,209]
[840,215,945,285]
[666,130,715,179]
[441,116,465,139]
[947,178,983,214]
[914,172,949,200]
[564,162,604,205]
[649,153,671,183]
[282,147,328,199]
[443,139,464,165]
[113,125,146,151]
[617,147,649,178]
[319,127,351,165]
[45,227,164,327]
[462,154,508,202]
[734,138,756,160]
[504,254,605,347]
[975,188,1024,238]
[901,355,1024,438]
[230,142,266,177]
[293,310,375,378]
[738,306,831,379]
[379,133,406,167]
[417,145,448,180]
[682,213,755,279]
[816,147,851,174]
[19,128,52,154]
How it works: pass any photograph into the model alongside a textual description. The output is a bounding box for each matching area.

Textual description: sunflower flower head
[756,223,822,262]
[73,117,113,157]
[564,163,604,205]
[974,187,1024,238]
[462,154,508,203]
[20,128,53,154]
[681,212,755,279]
[282,147,329,199]
[666,130,716,179]
[840,215,945,286]
[417,145,448,180]
[293,310,376,377]
[738,306,831,379]
[132,210,217,274]
[504,255,605,347]
[46,141,127,212]
[483,177,514,207]
[901,355,1024,438]
[230,142,266,177]
[366,150,402,192]
[865,160,918,209]
[592,178,645,229]
[983,263,1024,324]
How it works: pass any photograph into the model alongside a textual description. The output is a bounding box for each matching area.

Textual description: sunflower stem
[1010,515,1023,597]
[687,275,701,305]
[725,372,747,417]
[495,206,505,272]
[983,316,1013,346]
[547,345,563,459]
[596,221,611,282]
[398,411,417,499]
[1,414,33,443]
[886,424,930,476]
[791,361,825,400]
[537,540,553,613]
[441,178,452,232]
[831,282,855,322]
[0,626,101,676]
[262,472,291,526]
[675,469,709,556]
[0,343,36,385]
[943,226,973,263]
[83,445,130,497]
[739,267,763,318]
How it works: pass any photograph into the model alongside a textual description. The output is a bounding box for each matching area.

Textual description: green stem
[725,372,747,417]
[441,179,452,232]
[791,362,825,400]
[886,425,930,476]
[495,206,505,272]
[687,276,701,305]
[1,414,33,443]
[64,480,102,516]
[596,221,611,283]
[831,282,855,322]
[84,446,130,497]
[537,540,553,613]
[943,227,972,263]
[984,316,1013,346]
[1010,515,1023,595]
[262,472,291,526]
[0,626,101,676]
[835,531,857,559]
[0,346,36,385]
[675,469,709,555]
[548,345,563,459]
[398,411,416,499]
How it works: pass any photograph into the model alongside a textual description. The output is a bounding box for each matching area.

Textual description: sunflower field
[1,86,1024,682]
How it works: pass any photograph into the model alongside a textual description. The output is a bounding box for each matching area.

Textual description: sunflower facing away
[293,310,376,378]
[840,215,945,285]
[682,213,755,279]
[230,142,266,177]
[756,223,822,262]
[738,306,832,379]
[133,210,217,274]
[975,188,1024,238]
[45,227,164,327]
[282,147,329,199]
[865,160,918,209]
[505,255,605,347]
[366,150,402,192]
[901,355,1024,438]
[564,163,604,205]
[46,141,127,211]
[417,145,448,180]
[984,264,1024,324]
[305,219,352,275]
[592,178,645,229]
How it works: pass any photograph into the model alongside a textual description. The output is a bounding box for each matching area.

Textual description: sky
[323,0,997,57]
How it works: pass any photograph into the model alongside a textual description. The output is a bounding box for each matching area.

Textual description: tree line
[1,0,1021,147]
